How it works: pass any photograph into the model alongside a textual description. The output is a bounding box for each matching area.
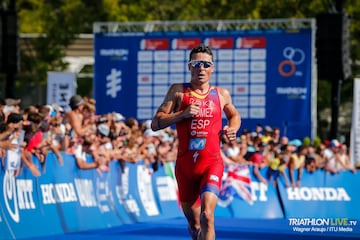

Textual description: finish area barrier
[0,152,359,239]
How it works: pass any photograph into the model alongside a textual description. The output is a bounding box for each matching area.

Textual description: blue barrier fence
[0,152,359,239]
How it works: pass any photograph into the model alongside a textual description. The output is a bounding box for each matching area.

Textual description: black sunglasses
[189,60,214,69]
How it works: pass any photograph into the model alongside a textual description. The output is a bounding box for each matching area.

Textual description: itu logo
[3,171,36,223]
[3,171,19,222]
[278,47,305,77]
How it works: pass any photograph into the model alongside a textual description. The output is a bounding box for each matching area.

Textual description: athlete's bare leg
[181,200,201,240]
[199,192,218,240]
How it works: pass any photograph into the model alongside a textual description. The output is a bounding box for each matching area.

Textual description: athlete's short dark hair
[189,44,214,61]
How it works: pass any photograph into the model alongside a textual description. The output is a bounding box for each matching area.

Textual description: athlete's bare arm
[219,87,241,141]
[151,83,200,131]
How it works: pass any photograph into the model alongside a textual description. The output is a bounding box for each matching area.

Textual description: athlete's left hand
[223,125,237,142]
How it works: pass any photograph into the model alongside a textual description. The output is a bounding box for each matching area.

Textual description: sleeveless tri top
[176,83,222,163]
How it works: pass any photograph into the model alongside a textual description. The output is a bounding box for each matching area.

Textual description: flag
[218,164,253,207]
[164,162,181,207]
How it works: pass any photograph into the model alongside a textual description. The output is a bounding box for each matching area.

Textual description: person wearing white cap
[114,112,125,122]
[112,112,130,139]
[2,98,21,123]
[324,139,341,174]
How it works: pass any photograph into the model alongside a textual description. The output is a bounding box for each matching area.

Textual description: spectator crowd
[0,95,356,188]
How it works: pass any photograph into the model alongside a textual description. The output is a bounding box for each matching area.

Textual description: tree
[18,1,103,80]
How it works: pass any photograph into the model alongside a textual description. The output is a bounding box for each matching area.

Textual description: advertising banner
[2,152,359,239]
[0,163,64,239]
[94,29,313,140]
[107,160,136,224]
[151,162,182,219]
[47,71,76,112]
[278,169,360,219]
[122,162,165,222]
[0,171,15,240]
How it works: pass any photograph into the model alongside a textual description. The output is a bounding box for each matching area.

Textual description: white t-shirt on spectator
[74,144,87,161]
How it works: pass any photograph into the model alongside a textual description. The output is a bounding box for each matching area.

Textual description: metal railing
[93,19,315,33]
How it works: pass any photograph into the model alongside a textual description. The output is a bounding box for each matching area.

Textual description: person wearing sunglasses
[151,44,241,240]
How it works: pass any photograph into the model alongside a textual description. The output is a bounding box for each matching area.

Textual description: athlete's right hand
[183,103,201,118]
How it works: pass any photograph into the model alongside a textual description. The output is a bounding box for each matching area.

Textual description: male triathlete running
[151,44,241,240]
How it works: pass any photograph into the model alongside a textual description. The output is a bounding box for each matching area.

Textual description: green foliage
[317,79,332,111]
[17,1,75,82]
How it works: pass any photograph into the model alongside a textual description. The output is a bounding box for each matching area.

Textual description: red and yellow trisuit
[175,82,224,203]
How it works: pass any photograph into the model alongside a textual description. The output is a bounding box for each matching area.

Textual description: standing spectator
[97,123,113,151]
[22,105,39,127]
[324,139,341,174]
[122,130,142,163]
[265,140,282,185]
[315,143,327,170]
[64,95,93,138]
[47,117,65,165]
[156,134,176,165]
[1,112,24,176]
[139,130,158,169]
[336,143,356,173]
[142,126,163,171]
[3,98,21,122]
[5,98,21,113]
[278,144,292,187]
[241,129,253,148]
[252,123,263,138]
[304,145,317,173]
[223,139,247,164]
[112,113,129,140]
[0,110,19,152]
[288,143,306,188]
[73,133,100,170]
[125,117,139,132]
[92,125,112,174]
[0,130,18,160]
[279,136,289,148]
[261,126,273,144]
[21,112,44,177]
[81,98,97,134]
[272,127,281,144]
[248,142,268,185]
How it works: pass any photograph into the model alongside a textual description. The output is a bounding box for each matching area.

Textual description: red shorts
[175,155,224,203]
